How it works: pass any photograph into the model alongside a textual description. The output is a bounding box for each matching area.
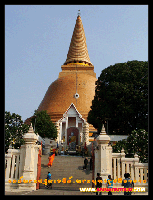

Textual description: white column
[82,122,89,146]
[121,148,125,179]
[144,168,147,181]
[81,122,83,143]
[60,122,62,141]
[76,117,78,127]
[5,149,14,191]
[94,149,99,180]
[19,145,25,178]
[113,158,116,180]
[95,125,112,181]
[140,168,143,181]
[126,163,129,173]
[117,158,120,179]
[5,150,12,180]
[122,161,125,179]
[19,124,38,191]
[134,154,139,181]
[65,117,68,145]
[10,154,15,179]
[55,122,60,144]
[15,152,20,180]
[131,163,134,180]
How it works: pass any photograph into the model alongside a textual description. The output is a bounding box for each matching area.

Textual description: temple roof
[58,103,86,123]
[64,15,92,66]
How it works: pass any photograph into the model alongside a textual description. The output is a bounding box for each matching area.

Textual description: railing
[5,149,21,180]
[5,124,42,191]
[112,149,148,185]
[5,145,41,182]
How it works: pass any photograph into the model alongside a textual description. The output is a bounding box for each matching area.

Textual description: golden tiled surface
[38,73,97,124]
[64,15,92,66]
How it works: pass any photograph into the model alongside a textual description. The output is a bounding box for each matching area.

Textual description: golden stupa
[26,15,97,142]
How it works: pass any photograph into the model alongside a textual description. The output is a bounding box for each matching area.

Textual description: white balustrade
[112,150,148,185]
[5,124,41,191]
[5,149,21,180]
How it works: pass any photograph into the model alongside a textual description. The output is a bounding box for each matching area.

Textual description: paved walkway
[5,154,148,195]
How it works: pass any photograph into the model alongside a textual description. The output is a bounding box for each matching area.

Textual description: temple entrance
[57,103,85,146]
[67,127,79,150]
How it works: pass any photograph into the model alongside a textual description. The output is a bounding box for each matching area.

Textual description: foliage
[112,129,148,163]
[5,111,29,152]
[112,139,127,153]
[87,60,148,135]
[31,110,57,139]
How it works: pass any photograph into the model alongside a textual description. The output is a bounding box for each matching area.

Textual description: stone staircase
[40,155,93,191]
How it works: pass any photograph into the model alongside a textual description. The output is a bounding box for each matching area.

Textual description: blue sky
[5,5,148,121]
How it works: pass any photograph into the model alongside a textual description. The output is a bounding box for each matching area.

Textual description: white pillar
[55,122,60,144]
[5,150,12,180]
[19,124,38,191]
[121,148,125,179]
[60,122,62,141]
[134,154,139,181]
[76,117,78,127]
[82,122,89,146]
[117,158,120,179]
[65,117,68,145]
[95,125,112,181]
[131,163,134,180]
[126,163,129,173]
[113,158,116,180]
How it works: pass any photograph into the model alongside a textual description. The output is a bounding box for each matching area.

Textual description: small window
[74,93,79,99]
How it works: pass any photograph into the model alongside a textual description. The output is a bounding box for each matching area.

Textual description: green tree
[112,129,148,163]
[31,110,57,139]
[112,139,127,153]
[88,60,148,135]
[5,111,29,152]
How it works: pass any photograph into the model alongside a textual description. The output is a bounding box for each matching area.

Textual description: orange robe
[47,154,55,167]
[47,156,52,167]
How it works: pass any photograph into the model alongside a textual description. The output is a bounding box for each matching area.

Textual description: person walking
[96,173,102,195]
[84,157,88,170]
[122,173,134,195]
[50,147,53,156]
[46,172,52,189]
[107,175,113,195]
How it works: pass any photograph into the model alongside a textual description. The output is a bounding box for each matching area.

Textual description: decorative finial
[28,123,34,133]
[100,124,106,135]
[121,148,124,153]
[78,10,81,16]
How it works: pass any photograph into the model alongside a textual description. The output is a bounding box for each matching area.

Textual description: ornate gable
[59,103,86,123]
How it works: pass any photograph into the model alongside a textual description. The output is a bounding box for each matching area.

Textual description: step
[39,155,93,190]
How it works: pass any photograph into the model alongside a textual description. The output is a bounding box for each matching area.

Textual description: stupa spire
[64,15,92,66]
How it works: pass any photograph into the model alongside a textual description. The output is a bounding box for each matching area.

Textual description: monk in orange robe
[47,154,55,168]
[47,156,52,168]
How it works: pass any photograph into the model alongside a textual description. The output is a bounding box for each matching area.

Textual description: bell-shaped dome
[38,73,97,123]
